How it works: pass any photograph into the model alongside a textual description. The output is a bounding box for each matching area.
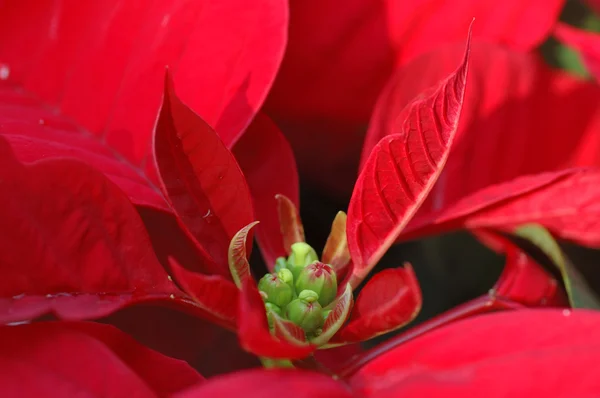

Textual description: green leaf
[515,224,600,309]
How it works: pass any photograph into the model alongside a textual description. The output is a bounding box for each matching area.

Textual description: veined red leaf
[554,23,600,81]
[350,310,600,397]
[364,42,600,230]
[272,313,309,346]
[229,222,259,288]
[154,73,255,272]
[335,265,421,344]
[234,114,300,268]
[0,0,287,207]
[0,322,203,397]
[238,279,315,359]
[266,1,563,201]
[168,260,239,331]
[175,369,354,398]
[347,28,472,286]
[312,284,353,346]
[276,194,306,254]
[0,137,190,324]
[322,212,351,272]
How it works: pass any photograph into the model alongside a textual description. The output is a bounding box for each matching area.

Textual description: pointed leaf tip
[322,211,351,272]
[311,284,353,346]
[346,28,472,288]
[276,194,305,253]
[229,221,260,288]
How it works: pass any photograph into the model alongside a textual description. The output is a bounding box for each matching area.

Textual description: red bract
[554,22,600,81]
[0,322,203,397]
[0,136,200,324]
[0,0,287,208]
[266,0,564,199]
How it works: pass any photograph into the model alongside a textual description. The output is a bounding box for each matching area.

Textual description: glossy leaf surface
[0,137,186,323]
[154,74,255,271]
[0,0,287,206]
[0,322,203,397]
[347,31,471,285]
[234,115,300,268]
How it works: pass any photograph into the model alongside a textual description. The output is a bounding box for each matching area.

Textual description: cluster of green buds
[258,242,338,338]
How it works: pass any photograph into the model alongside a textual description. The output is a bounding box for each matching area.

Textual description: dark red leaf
[347,29,471,286]
[364,42,600,235]
[0,0,287,207]
[335,265,421,344]
[234,114,300,268]
[154,74,255,272]
[350,310,600,397]
[0,321,203,397]
[266,1,563,200]
[554,23,600,80]
[0,137,191,323]
[175,369,354,398]
[238,279,315,359]
[169,259,238,331]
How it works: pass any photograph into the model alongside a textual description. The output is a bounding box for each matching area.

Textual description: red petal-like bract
[228,222,259,288]
[365,42,600,239]
[336,266,421,344]
[555,23,600,81]
[176,369,354,398]
[351,310,600,396]
[347,29,471,286]
[0,137,188,324]
[234,114,300,268]
[0,0,287,207]
[0,322,203,397]
[267,0,563,200]
[313,284,353,346]
[154,74,255,272]
[276,194,306,254]
[322,212,352,272]
[238,279,315,359]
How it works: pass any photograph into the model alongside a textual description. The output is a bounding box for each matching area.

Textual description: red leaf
[494,241,565,307]
[554,23,600,80]
[169,260,239,331]
[347,29,472,286]
[0,0,287,207]
[276,194,306,254]
[175,369,354,398]
[312,284,353,346]
[0,322,203,397]
[154,74,255,272]
[272,313,309,345]
[350,310,600,396]
[336,265,421,344]
[364,42,600,230]
[234,114,300,268]
[404,169,600,247]
[266,1,563,200]
[238,279,315,359]
[0,137,189,323]
[228,222,259,288]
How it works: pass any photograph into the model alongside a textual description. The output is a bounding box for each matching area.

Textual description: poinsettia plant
[4,0,600,396]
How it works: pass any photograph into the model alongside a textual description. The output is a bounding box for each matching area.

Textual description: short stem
[259,357,295,369]
[336,293,524,378]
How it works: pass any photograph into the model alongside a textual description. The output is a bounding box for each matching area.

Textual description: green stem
[259,357,295,368]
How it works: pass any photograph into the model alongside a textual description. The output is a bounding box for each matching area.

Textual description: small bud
[277,268,294,286]
[286,297,324,333]
[298,289,319,303]
[258,273,293,308]
[274,257,288,272]
[288,242,319,279]
[295,262,338,306]
[265,302,282,328]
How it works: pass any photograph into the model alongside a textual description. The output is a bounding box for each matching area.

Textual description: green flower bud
[274,257,288,272]
[295,261,338,307]
[288,242,319,279]
[265,302,282,328]
[286,297,324,333]
[277,268,294,286]
[298,289,319,302]
[258,273,293,308]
